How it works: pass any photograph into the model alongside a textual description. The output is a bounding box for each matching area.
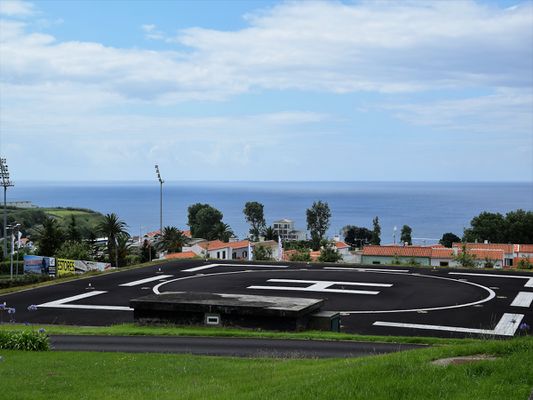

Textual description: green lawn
[0,336,531,400]
[43,209,95,217]
[0,323,477,345]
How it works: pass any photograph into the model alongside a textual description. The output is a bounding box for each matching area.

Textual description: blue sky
[0,0,532,182]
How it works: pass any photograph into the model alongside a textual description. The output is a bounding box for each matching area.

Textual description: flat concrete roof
[131,292,324,316]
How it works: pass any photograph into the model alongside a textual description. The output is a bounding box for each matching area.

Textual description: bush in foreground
[0,330,50,351]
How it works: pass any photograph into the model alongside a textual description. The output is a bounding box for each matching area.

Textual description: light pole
[0,158,14,261]
[393,226,397,245]
[7,223,20,280]
[155,165,164,235]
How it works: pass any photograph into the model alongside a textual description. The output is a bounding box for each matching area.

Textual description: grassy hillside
[3,206,105,239]
[0,336,531,400]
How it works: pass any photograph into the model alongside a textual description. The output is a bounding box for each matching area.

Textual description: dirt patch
[431,354,498,366]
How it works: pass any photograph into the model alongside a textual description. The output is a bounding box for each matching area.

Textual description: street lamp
[0,158,14,260]
[155,165,164,236]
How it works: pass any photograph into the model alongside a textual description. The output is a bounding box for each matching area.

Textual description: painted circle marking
[152,269,496,314]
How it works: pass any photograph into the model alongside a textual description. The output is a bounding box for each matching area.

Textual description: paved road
[50,335,426,358]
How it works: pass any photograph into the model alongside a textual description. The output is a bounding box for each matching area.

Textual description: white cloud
[384,88,533,134]
[1,1,532,101]
[0,0,34,17]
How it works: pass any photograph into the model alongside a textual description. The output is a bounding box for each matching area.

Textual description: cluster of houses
[361,242,533,268]
[135,217,533,269]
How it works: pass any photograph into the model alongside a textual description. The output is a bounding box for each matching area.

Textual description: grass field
[0,336,531,399]
[0,323,480,345]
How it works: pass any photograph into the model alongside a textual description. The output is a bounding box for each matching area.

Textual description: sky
[0,0,532,182]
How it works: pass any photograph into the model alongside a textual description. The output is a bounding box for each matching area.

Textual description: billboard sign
[23,255,56,275]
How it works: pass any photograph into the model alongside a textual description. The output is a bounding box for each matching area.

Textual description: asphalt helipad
[2,260,532,338]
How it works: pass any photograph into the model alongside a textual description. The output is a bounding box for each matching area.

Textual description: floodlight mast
[155,165,164,236]
[0,158,14,260]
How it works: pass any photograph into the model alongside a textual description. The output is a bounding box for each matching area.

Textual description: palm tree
[262,226,278,242]
[211,223,234,242]
[157,226,188,253]
[97,213,128,267]
[116,232,132,267]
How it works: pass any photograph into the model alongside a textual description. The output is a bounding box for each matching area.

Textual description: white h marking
[248,279,391,295]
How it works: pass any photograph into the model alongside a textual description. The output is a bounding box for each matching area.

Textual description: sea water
[10,181,533,243]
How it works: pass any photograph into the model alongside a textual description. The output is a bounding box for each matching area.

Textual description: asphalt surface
[1,260,532,338]
[50,335,426,358]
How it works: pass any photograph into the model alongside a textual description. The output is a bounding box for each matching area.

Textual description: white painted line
[183,263,288,272]
[38,304,133,311]
[119,275,173,287]
[38,291,107,305]
[37,291,133,312]
[324,267,409,273]
[248,285,380,295]
[267,279,392,288]
[493,313,525,336]
[449,272,533,288]
[373,313,524,337]
[511,292,533,308]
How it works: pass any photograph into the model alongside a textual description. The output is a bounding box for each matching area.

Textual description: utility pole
[0,158,14,260]
[155,165,164,235]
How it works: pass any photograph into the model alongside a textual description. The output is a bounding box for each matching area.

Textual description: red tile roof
[362,245,432,258]
[335,241,350,249]
[430,248,455,259]
[469,249,504,260]
[452,242,513,253]
[165,251,197,260]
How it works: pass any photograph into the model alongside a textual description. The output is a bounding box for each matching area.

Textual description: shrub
[0,330,50,351]
[318,245,342,263]
[517,258,533,270]
[0,274,52,289]
[289,250,311,262]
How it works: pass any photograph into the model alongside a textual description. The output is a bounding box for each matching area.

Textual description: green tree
[243,202,266,241]
[318,244,342,263]
[253,244,273,261]
[463,212,506,243]
[453,244,477,268]
[157,226,187,253]
[342,225,373,248]
[66,215,82,243]
[306,201,331,251]
[371,217,381,245]
[140,239,156,263]
[439,232,461,248]
[35,216,64,257]
[188,204,224,240]
[56,241,91,260]
[400,225,412,245]
[211,222,234,242]
[262,226,279,242]
[116,233,132,267]
[97,213,128,268]
[505,209,533,244]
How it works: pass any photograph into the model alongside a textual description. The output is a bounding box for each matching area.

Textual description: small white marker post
[86,283,94,290]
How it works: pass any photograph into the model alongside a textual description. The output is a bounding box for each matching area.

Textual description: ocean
[9,181,533,244]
